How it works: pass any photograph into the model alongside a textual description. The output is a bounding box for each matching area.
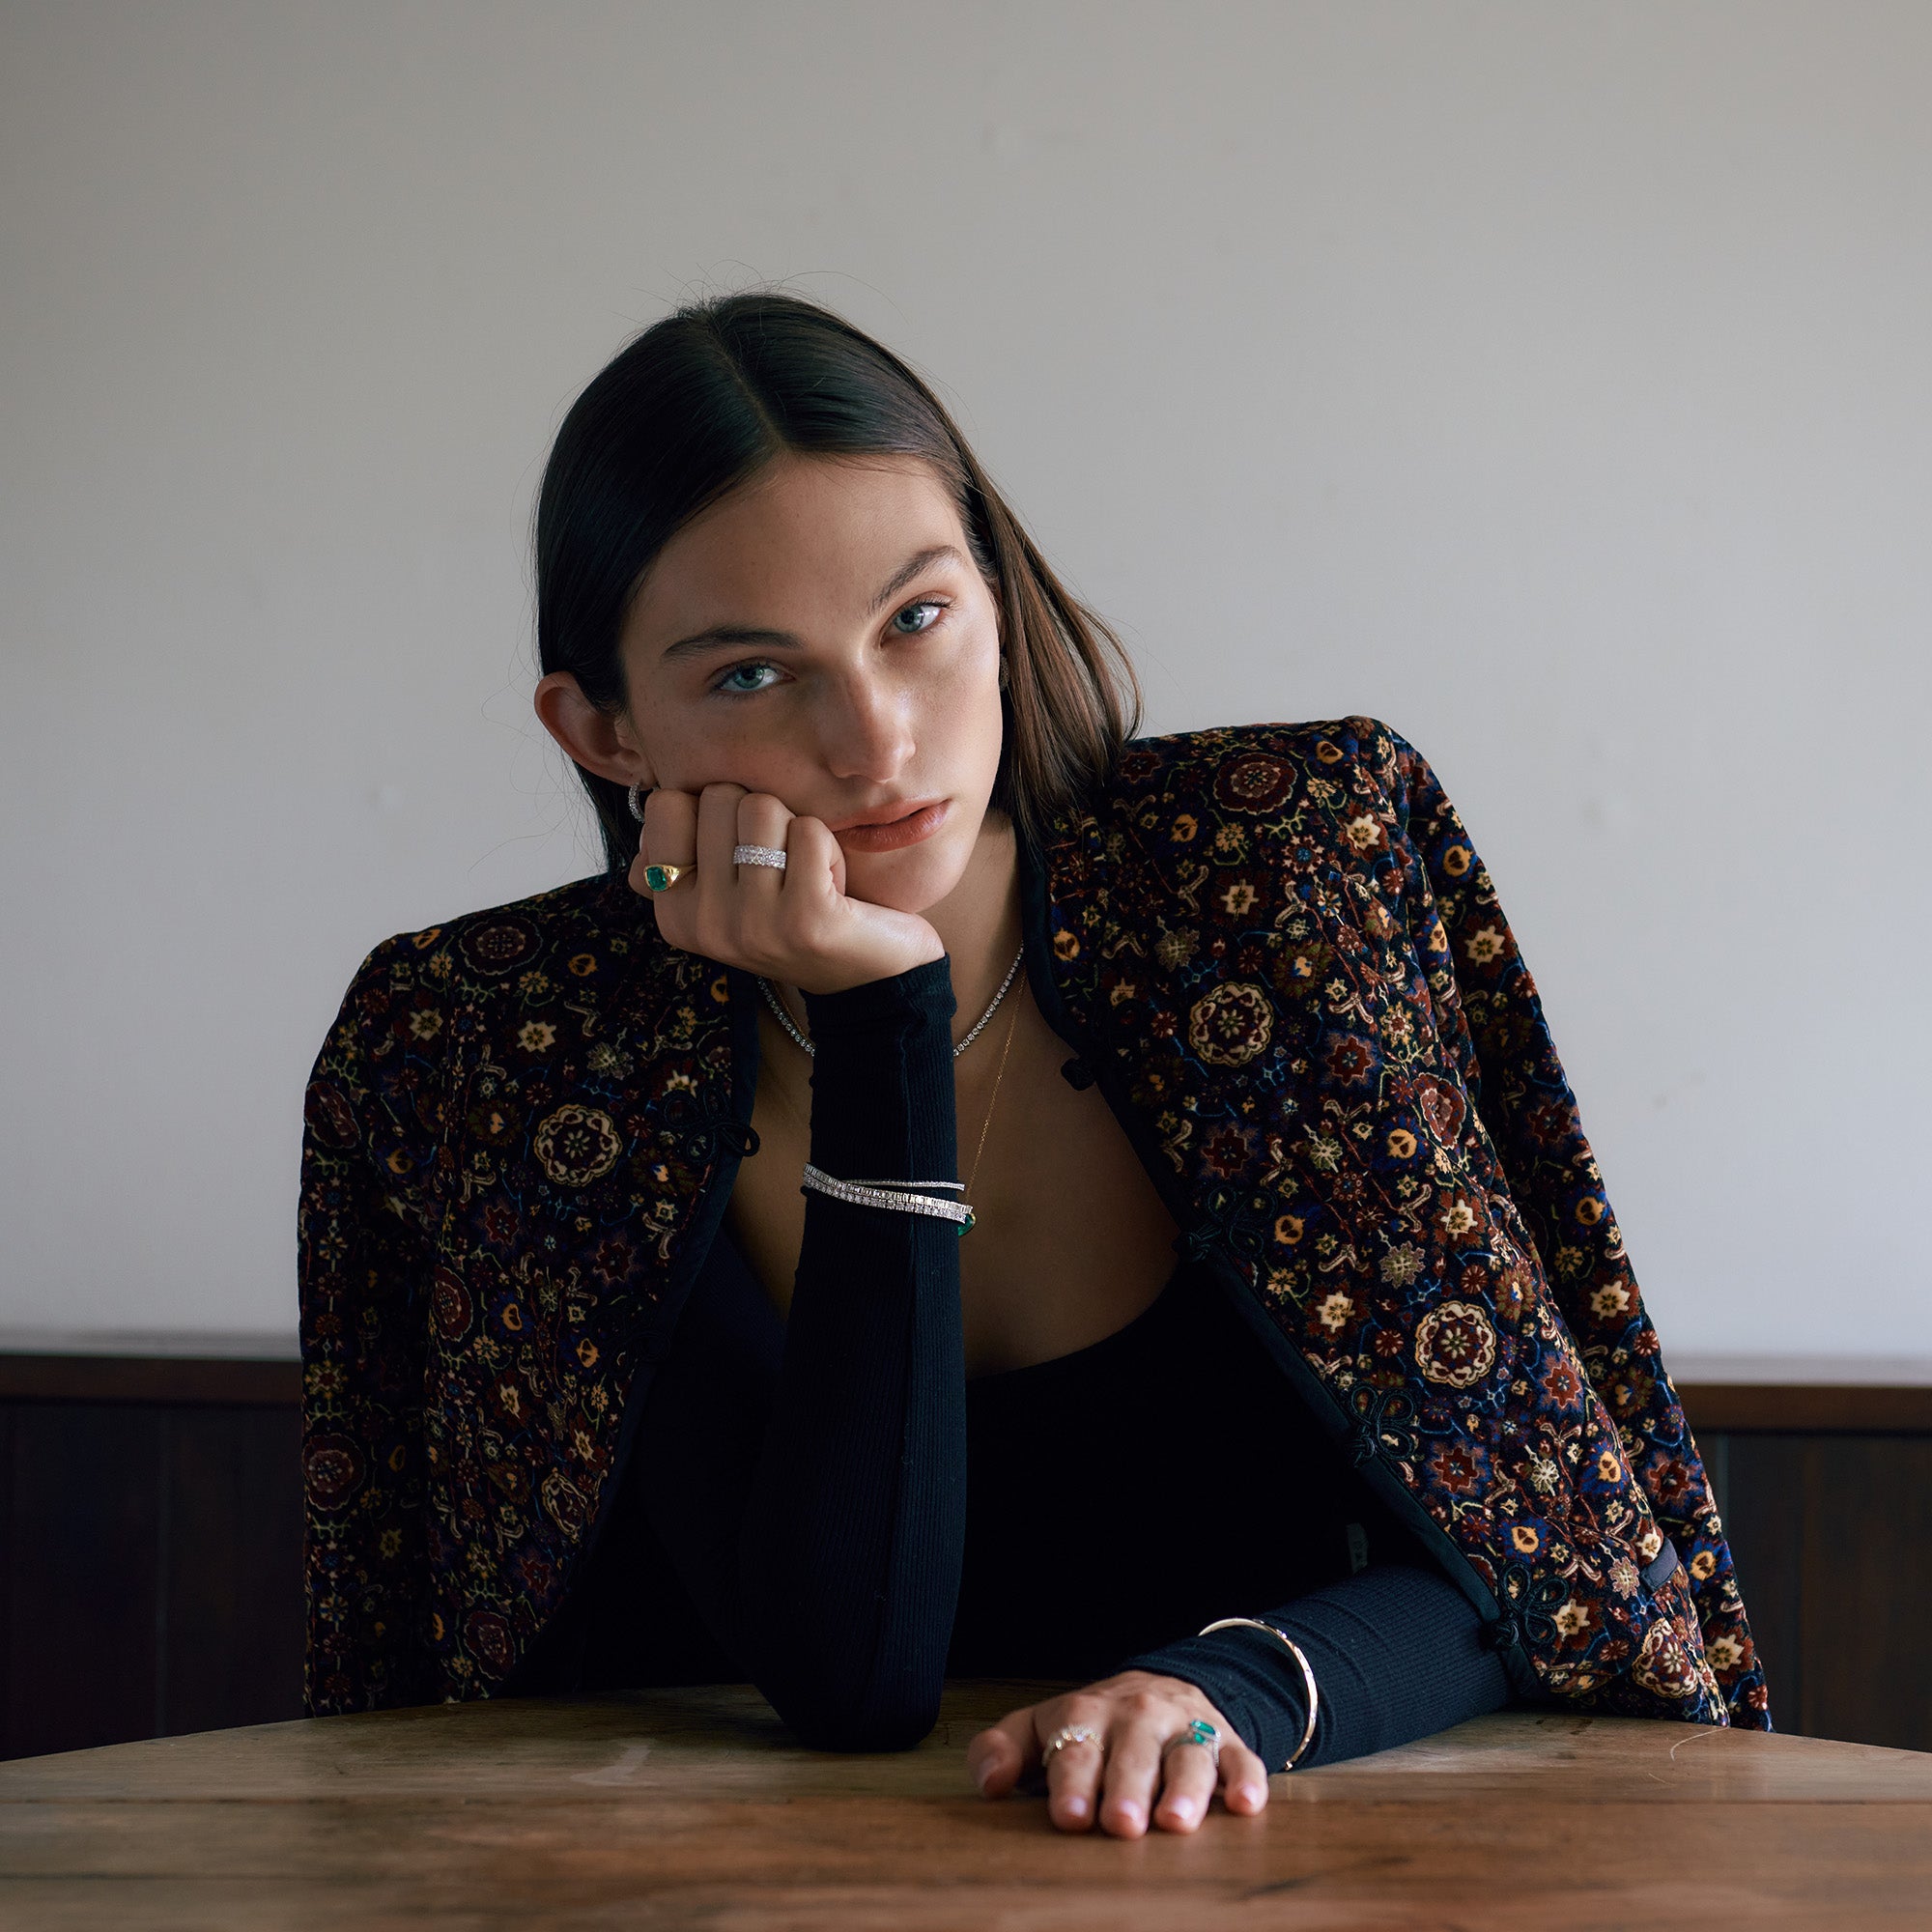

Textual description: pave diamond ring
[732,843,788,870]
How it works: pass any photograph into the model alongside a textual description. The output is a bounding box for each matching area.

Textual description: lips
[832,799,950,853]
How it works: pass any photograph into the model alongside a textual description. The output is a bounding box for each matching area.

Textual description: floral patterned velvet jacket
[300,717,1768,1729]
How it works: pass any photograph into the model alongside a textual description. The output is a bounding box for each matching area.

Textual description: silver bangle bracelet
[799,1163,976,1230]
[1198,1615,1320,1770]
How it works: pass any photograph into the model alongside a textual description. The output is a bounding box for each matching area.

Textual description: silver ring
[732,843,787,871]
[1162,1719,1221,1769]
[1041,1723,1101,1762]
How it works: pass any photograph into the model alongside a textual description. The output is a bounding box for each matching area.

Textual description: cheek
[926,624,1006,778]
[646,706,814,795]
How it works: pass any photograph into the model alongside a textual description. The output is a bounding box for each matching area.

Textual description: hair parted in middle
[534,290,1143,870]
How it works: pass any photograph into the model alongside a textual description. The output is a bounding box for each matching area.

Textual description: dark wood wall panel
[3,1361,1928,1760]
[161,1406,304,1738]
[1796,1435,1932,1750]
[0,1401,302,1761]
[4,1405,166,1758]
[1714,1431,1932,1752]
[1719,1434,1807,1737]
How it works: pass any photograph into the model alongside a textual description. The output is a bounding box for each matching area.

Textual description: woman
[299,293,1768,1839]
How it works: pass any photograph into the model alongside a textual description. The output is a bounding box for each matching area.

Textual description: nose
[819,666,916,783]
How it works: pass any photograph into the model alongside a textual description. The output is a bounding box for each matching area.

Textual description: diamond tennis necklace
[757,947,1025,1060]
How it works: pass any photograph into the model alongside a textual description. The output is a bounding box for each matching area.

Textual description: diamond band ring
[732,843,788,870]
[1042,1723,1102,1762]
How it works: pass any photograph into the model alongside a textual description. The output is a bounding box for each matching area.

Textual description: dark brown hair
[534,291,1141,869]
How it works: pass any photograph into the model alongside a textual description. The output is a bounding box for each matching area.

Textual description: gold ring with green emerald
[640,862,692,895]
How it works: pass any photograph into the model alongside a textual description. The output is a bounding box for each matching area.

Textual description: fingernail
[973,1763,991,1796]
[1169,1798,1197,1826]
[1118,1802,1145,1832]
[1064,1794,1089,1819]
[1239,1782,1265,1808]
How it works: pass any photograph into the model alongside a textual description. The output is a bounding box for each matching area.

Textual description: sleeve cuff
[1117,1628,1311,1771]
[798,956,957,1184]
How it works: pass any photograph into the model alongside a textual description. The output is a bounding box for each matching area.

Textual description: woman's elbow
[769,1682,941,1754]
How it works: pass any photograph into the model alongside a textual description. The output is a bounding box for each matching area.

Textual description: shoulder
[319,868,648,1068]
[1098,715,1427,816]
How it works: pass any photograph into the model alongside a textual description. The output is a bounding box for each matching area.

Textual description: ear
[533,671,657,790]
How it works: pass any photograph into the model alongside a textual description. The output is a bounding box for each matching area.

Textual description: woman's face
[614,453,1007,915]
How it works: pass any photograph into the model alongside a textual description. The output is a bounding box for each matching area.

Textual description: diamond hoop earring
[627,782,647,823]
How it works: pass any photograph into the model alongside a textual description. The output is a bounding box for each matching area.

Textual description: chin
[843,835,978,917]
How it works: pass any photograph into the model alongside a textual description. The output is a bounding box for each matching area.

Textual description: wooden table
[5,1686,1930,1928]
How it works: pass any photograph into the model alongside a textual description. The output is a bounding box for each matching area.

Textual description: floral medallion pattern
[1186,981,1274,1066]
[532,1104,623,1187]
[299,716,1767,1731]
[1413,1300,1499,1389]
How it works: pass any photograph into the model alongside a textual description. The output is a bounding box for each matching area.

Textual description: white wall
[2,1,1927,1355]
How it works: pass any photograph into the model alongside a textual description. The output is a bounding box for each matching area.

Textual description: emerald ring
[639,863,691,895]
[1162,1719,1220,1767]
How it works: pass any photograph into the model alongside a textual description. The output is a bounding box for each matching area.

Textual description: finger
[630,781,699,923]
[732,791,794,899]
[1216,1737,1271,1818]
[1097,1700,1168,1839]
[693,781,748,887]
[633,786,697,905]
[965,1708,1039,1800]
[1041,1700,1109,1833]
[1151,1736,1221,1834]
[781,814,845,904]
[689,782,748,941]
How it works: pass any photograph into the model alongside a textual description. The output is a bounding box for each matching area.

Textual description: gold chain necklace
[962,989,1023,1205]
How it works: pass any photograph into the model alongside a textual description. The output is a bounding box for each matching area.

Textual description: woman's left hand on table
[964,1671,1269,1837]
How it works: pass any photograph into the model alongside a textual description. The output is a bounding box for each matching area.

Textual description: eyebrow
[658,545,966,662]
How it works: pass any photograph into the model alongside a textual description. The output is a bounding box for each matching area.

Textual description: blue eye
[892,600,945,635]
[716,663,781,696]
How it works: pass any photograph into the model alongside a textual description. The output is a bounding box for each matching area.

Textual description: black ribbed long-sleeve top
[559,958,1511,1768]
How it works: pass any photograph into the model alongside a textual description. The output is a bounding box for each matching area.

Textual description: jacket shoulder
[1101,715,1419,808]
[319,870,645,1065]
[355,869,634,989]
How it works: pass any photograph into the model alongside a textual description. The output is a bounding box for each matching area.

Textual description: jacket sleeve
[1375,721,1769,1728]
[298,933,440,1716]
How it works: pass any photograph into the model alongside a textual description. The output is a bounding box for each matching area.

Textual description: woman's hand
[965,1671,1270,1837]
[632,782,944,995]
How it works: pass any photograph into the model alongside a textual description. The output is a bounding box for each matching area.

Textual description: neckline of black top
[964,1262,1194,1392]
[711,1212,1198,1391]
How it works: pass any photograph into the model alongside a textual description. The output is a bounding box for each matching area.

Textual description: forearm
[1119,1562,1512,1770]
[640,958,967,1750]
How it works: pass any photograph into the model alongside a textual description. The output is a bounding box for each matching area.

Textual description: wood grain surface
[4,1685,1930,1929]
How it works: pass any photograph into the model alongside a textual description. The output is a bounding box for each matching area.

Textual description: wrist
[798,955,955,1041]
[796,958,958,1185]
